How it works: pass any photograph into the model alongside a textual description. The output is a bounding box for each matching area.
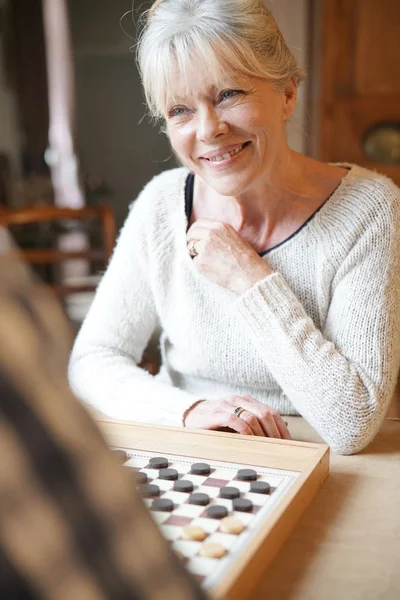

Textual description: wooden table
[251,417,400,600]
[98,417,329,600]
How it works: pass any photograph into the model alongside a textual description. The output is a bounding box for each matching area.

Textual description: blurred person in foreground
[0,229,206,600]
[69,0,400,455]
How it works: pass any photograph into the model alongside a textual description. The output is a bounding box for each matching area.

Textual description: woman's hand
[184,395,291,439]
[186,219,272,294]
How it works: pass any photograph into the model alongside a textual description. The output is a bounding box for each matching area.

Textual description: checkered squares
[123,450,299,590]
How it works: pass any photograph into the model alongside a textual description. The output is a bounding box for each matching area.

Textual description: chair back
[0,204,116,298]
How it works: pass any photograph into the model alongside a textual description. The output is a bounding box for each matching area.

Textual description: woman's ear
[282,79,297,121]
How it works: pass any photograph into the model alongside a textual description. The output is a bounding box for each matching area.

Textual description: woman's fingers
[184,400,255,434]
[225,414,254,435]
[235,410,266,436]
[274,414,292,439]
[257,412,281,438]
[238,395,289,439]
[184,396,290,439]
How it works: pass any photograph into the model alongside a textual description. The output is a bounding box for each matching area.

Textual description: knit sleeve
[68,179,200,425]
[234,182,400,455]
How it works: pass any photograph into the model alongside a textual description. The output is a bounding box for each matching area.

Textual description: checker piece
[134,471,148,485]
[190,462,211,475]
[233,498,253,512]
[207,505,229,519]
[148,456,169,469]
[220,516,245,535]
[251,481,271,494]
[173,479,194,493]
[188,492,210,506]
[159,468,179,480]
[237,468,258,481]
[111,449,128,462]
[139,483,160,498]
[200,542,226,559]
[181,525,207,541]
[151,498,174,512]
[220,486,240,499]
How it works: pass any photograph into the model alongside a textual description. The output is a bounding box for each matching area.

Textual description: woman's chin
[205,172,255,197]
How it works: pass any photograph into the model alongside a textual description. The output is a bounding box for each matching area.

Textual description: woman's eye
[168,107,187,118]
[220,89,242,101]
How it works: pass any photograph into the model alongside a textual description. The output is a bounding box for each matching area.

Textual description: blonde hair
[137,0,305,121]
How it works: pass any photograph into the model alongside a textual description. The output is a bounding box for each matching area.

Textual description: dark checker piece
[233,498,253,512]
[111,449,128,462]
[237,468,258,481]
[151,498,174,512]
[149,457,169,469]
[173,479,194,493]
[207,505,229,519]
[250,481,270,494]
[134,471,148,485]
[220,486,240,499]
[139,483,160,498]
[159,468,179,481]
[190,462,211,475]
[188,493,210,506]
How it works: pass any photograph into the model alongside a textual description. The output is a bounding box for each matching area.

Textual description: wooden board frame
[97,417,330,600]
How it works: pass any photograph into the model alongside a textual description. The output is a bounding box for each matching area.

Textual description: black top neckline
[184,172,195,229]
[184,173,337,256]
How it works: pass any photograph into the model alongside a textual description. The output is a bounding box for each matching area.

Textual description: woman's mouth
[201,142,251,169]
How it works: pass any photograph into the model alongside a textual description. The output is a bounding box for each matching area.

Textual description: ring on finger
[233,406,246,418]
[187,240,198,257]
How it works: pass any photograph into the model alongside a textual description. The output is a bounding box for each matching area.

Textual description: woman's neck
[192,151,348,253]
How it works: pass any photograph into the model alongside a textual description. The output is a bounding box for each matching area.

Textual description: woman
[69,0,400,454]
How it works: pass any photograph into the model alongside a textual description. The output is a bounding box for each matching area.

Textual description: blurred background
[1,0,398,219]
[0,0,313,224]
[0,0,399,381]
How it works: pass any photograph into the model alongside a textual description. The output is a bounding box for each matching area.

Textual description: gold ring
[188,240,198,257]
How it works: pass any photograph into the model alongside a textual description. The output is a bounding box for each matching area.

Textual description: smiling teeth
[208,144,244,162]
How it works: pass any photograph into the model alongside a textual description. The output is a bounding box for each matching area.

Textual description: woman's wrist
[242,264,274,293]
[183,399,206,426]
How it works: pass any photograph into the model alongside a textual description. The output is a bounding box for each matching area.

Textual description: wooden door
[311,0,400,417]
[312,0,400,186]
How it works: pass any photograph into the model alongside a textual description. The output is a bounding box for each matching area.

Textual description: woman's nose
[197,108,228,142]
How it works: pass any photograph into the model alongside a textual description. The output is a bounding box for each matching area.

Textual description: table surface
[250,417,400,600]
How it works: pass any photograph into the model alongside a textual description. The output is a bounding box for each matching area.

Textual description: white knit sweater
[69,164,400,454]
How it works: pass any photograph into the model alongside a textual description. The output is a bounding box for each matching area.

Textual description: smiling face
[164,65,297,197]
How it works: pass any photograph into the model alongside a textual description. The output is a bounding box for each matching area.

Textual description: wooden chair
[0,204,161,375]
[0,204,116,299]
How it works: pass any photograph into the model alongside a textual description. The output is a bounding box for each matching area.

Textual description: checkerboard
[122,450,298,589]
[98,419,329,599]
